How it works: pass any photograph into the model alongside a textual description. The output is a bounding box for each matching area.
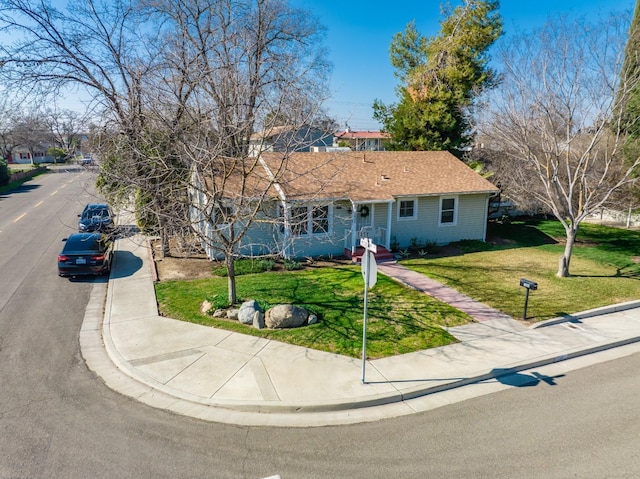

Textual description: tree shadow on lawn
[568,264,640,280]
[486,221,559,249]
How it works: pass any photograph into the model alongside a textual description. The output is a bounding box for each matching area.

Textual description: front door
[356,204,372,232]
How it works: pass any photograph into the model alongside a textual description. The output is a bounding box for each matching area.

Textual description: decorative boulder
[226,308,239,320]
[265,304,309,329]
[238,300,262,325]
[253,310,265,329]
[200,300,213,315]
[307,313,318,325]
[212,309,226,318]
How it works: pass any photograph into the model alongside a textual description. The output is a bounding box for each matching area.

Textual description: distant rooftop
[334,129,390,140]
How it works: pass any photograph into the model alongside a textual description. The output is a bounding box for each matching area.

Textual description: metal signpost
[360,238,377,383]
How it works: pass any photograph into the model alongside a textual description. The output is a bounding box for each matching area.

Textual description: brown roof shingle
[260,150,498,202]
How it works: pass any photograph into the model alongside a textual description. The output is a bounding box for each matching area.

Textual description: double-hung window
[311,205,329,234]
[439,197,457,225]
[398,198,417,220]
[291,206,308,236]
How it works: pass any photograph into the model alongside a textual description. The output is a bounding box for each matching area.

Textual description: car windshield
[82,207,109,220]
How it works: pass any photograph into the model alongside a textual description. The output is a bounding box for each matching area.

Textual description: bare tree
[0,97,16,161]
[43,108,87,161]
[0,0,186,251]
[150,0,332,303]
[0,0,333,304]
[478,12,640,277]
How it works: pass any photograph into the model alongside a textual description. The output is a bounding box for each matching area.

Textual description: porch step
[346,245,395,263]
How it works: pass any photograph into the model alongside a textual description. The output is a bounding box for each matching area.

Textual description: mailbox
[519,278,538,290]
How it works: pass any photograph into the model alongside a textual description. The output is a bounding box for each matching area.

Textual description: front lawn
[155,220,640,358]
[401,220,640,321]
[155,265,471,359]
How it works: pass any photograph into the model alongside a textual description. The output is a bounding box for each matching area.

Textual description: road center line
[13,212,27,223]
[34,201,43,208]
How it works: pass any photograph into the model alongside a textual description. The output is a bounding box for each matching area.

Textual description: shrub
[284,259,302,270]
[499,213,512,224]
[0,159,9,187]
[256,258,275,271]
[205,294,229,310]
[212,257,277,276]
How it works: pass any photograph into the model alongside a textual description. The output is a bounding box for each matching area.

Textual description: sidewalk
[80,233,640,427]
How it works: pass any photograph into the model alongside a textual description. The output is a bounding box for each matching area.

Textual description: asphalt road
[1,169,639,478]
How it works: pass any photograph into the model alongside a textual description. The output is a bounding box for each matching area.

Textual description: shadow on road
[490,368,564,387]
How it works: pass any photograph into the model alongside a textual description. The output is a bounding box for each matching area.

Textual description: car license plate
[76,258,86,265]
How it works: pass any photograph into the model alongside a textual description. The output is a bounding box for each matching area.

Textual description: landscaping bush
[0,159,9,187]
[211,257,277,276]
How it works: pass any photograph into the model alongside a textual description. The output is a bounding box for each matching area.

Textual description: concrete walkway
[80,233,640,427]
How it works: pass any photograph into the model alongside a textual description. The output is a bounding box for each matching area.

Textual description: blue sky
[300,0,636,131]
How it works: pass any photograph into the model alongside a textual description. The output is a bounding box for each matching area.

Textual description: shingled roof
[260,150,498,202]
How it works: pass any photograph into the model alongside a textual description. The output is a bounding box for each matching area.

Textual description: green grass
[401,220,640,321]
[155,265,471,359]
[156,219,640,358]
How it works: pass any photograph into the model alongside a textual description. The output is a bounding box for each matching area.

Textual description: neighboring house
[248,125,333,157]
[190,150,499,261]
[333,129,390,151]
[9,145,55,164]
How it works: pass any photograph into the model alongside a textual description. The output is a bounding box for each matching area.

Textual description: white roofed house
[189,150,499,262]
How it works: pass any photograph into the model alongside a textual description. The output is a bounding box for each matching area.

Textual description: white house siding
[390,194,490,248]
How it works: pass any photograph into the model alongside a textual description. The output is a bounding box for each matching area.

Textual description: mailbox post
[519,278,538,320]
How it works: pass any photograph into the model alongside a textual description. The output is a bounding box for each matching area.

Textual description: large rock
[265,304,309,329]
[238,300,261,325]
[253,310,265,329]
[200,300,213,315]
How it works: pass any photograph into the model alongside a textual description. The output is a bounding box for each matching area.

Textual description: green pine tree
[618,1,640,163]
[373,1,502,152]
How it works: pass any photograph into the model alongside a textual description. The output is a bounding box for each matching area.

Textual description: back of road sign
[361,250,377,289]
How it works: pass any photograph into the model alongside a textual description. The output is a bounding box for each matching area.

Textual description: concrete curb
[531,300,640,329]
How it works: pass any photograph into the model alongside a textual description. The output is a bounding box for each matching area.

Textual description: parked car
[58,233,113,277]
[78,203,115,232]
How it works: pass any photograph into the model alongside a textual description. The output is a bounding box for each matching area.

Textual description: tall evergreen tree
[618,1,640,161]
[373,1,502,152]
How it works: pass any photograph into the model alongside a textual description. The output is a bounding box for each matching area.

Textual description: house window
[312,205,329,234]
[282,204,332,236]
[291,206,308,236]
[214,204,232,226]
[439,197,457,225]
[398,198,417,220]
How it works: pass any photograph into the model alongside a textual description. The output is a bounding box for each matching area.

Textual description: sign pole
[359,237,377,384]
[361,248,370,384]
